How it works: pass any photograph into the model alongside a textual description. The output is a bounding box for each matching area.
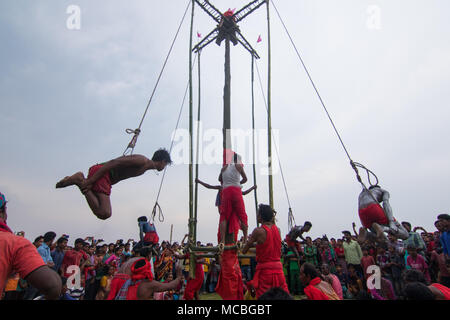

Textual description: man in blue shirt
[37,231,56,268]
[51,237,68,274]
[437,214,450,259]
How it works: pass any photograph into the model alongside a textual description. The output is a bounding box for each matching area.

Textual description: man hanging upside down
[357,185,408,244]
[55,149,172,220]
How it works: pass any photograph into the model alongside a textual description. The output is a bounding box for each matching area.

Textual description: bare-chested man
[55,149,172,220]
[285,222,312,259]
[357,185,408,244]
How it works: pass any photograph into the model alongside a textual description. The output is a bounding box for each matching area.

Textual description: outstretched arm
[25,266,62,300]
[137,266,183,300]
[242,185,256,196]
[195,179,221,190]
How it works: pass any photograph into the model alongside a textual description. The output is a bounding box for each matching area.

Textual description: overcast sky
[1,0,449,246]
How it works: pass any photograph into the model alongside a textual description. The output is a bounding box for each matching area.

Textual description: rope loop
[151,201,165,223]
[123,128,141,156]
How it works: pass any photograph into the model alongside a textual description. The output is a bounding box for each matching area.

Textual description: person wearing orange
[242,204,289,299]
[0,192,62,300]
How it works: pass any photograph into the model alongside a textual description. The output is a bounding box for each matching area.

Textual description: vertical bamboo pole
[266,0,274,209]
[188,0,196,279]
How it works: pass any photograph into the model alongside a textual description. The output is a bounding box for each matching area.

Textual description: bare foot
[358,227,367,243]
[372,223,388,244]
[56,172,85,188]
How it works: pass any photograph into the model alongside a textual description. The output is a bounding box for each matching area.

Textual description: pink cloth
[329,274,343,300]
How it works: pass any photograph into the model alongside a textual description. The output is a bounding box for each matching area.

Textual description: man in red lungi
[55,149,171,220]
[242,204,290,299]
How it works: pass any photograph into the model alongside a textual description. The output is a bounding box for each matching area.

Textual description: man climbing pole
[357,185,408,244]
[55,149,172,220]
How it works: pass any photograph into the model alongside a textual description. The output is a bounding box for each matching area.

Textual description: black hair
[34,236,44,243]
[134,258,147,269]
[258,204,275,222]
[114,246,123,253]
[402,221,412,229]
[437,214,450,221]
[43,232,56,243]
[302,262,321,280]
[258,287,294,300]
[368,185,380,190]
[137,216,148,222]
[403,282,435,300]
[152,148,172,164]
[403,269,426,284]
[304,221,312,227]
[57,237,68,245]
[138,246,154,258]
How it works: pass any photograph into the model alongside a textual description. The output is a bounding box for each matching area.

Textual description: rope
[151,52,199,223]
[270,0,380,195]
[123,0,191,156]
[254,60,293,213]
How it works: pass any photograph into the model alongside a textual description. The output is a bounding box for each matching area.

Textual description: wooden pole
[170,224,173,244]
[188,0,197,279]
[266,0,274,209]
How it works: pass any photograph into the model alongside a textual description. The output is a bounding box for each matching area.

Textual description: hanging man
[357,185,408,244]
[55,149,172,220]
[242,204,290,299]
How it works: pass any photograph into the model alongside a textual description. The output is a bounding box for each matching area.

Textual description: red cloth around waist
[88,164,112,196]
[358,203,388,229]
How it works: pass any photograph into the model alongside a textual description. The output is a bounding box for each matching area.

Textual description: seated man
[56,149,172,220]
[357,185,408,244]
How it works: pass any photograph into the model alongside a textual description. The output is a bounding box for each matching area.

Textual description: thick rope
[123,0,191,156]
[270,0,379,195]
[254,60,293,213]
[151,53,199,223]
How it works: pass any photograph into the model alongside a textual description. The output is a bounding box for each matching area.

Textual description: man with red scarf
[242,204,289,298]
[299,262,340,300]
[0,192,62,299]
[112,257,183,300]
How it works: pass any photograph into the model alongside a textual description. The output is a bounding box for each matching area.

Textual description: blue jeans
[241,266,252,281]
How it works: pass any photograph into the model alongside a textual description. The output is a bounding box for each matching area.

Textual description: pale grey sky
[1,0,449,246]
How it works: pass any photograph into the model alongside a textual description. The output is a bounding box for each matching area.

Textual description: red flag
[197,32,202,38]
[257,35,262,43]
